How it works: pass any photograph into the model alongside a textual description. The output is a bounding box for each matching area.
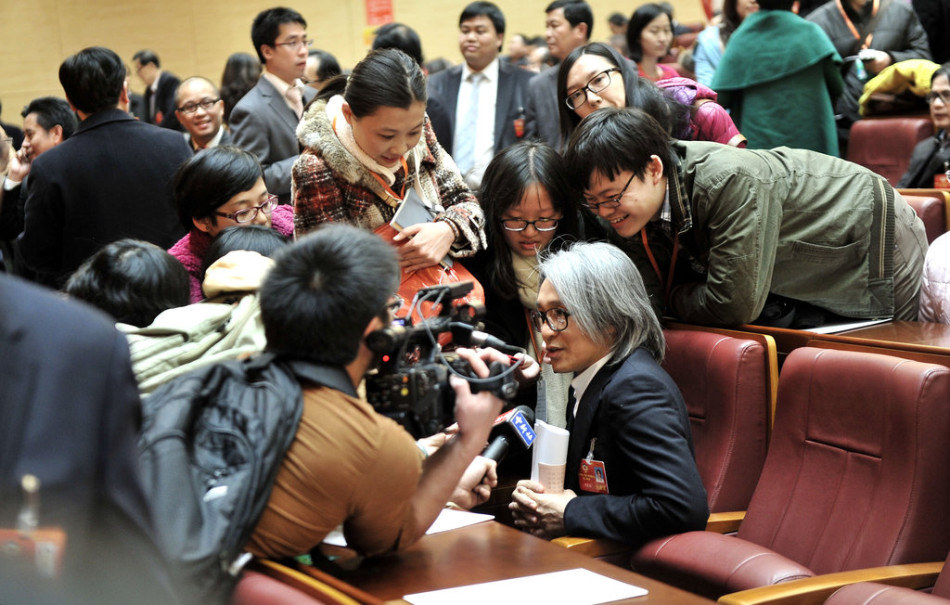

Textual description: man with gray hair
[510,240,708,546]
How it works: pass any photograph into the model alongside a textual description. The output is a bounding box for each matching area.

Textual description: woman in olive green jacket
[564,107,928,327]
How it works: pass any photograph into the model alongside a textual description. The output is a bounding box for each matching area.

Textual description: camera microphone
[449,322,511,351]
[481,405,536,463]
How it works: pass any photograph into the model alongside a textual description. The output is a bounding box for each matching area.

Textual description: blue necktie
[454,72,484,175]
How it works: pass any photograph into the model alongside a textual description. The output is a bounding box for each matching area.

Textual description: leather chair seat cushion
[632,531,814,599]
[826,582,950,605]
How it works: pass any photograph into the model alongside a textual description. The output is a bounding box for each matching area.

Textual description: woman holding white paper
[509,241,708,545]
[292,48,485,274]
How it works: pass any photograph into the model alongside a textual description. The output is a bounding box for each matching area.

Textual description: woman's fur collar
[296,97,435,193]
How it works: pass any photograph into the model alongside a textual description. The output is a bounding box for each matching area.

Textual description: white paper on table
[403,567,648,605]
[530,419,570,491]
[799,318,890,334]
[322,508,495,547]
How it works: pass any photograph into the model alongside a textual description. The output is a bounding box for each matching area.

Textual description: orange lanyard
[641,228,679,307]
[836,0,878,49]
[369,157,409,204]
[332,114,409,205]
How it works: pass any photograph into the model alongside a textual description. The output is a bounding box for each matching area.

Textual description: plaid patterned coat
[292,99,485,256]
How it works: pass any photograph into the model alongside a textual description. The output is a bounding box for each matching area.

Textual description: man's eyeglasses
[178,98,221,114]
[214,194,278,224]
[565,68,620,111]
[501,218,560,232]
[581,172,635,212]
[384,295,404,317]
[927,90,950,105]
[530,308,572,333]
[275,37,314,51]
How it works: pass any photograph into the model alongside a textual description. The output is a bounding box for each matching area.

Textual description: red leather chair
[903,195,947,243]
[232,571,333,604]
[847,117,934,186]
[825,551,950,604]
[631,347,950,601]
[661,329,774,513]
[232,559,384,605]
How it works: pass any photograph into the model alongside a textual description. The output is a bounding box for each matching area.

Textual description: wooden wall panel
[0,0,704,131]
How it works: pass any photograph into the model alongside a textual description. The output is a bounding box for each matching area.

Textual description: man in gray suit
[428,1,535,190]
[174,77,232,153]
[524,0,592,149]
[230,7,316,202]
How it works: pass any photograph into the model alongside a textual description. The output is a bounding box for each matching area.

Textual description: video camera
[364,282,523,438]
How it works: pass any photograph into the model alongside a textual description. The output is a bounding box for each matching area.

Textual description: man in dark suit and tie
[524,0,593,149]
[0,273,177,604]
[132,49,181,131]
[428,1,535,190]
[230,7,316,203]
[17,46,192,288]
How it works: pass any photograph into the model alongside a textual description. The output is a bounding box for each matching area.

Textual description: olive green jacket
[612,141,897,325]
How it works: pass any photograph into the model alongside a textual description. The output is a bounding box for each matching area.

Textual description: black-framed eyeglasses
[565,68,620,111]
[274,37,314,51]
[581,172,635,212]
[177,98,221,114]
[501,218,561,232]
[385,295,404,317]
[927,90,950,105]
[530,308,572,332]
[214,194,278,224]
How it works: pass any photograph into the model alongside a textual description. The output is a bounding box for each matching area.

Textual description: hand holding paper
[393,221,455,272]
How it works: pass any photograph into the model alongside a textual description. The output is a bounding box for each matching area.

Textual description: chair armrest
[551,536,631,558]
[717,561,943,605]
[632,532,814,600]
[706,511,745,534]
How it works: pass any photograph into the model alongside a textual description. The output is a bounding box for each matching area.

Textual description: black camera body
[364,282,520,438]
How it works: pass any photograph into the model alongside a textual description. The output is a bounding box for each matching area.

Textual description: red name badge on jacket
[578,438,609,494]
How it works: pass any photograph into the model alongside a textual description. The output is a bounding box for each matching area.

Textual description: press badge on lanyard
[578,438,609,494]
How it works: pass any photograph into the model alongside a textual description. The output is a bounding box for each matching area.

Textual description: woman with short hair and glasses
[509,240,708,546]
[169,145,294,302]
[557,42,744,148]
[467,141,583,426]
[898,67,950,189]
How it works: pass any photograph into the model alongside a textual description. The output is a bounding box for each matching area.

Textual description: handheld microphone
[481,405,536,463]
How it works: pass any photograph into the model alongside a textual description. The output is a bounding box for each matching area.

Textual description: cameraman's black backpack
[137,353,306,604]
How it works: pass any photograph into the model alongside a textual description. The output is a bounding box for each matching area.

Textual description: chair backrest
[936,550,950,598]
[738,348,950,576]
[242,559,384,605]
[232,571,332,605]
[661,329,772,512]
[899,188,950,234]
[847,117,934,186]
[903,195,947,244]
